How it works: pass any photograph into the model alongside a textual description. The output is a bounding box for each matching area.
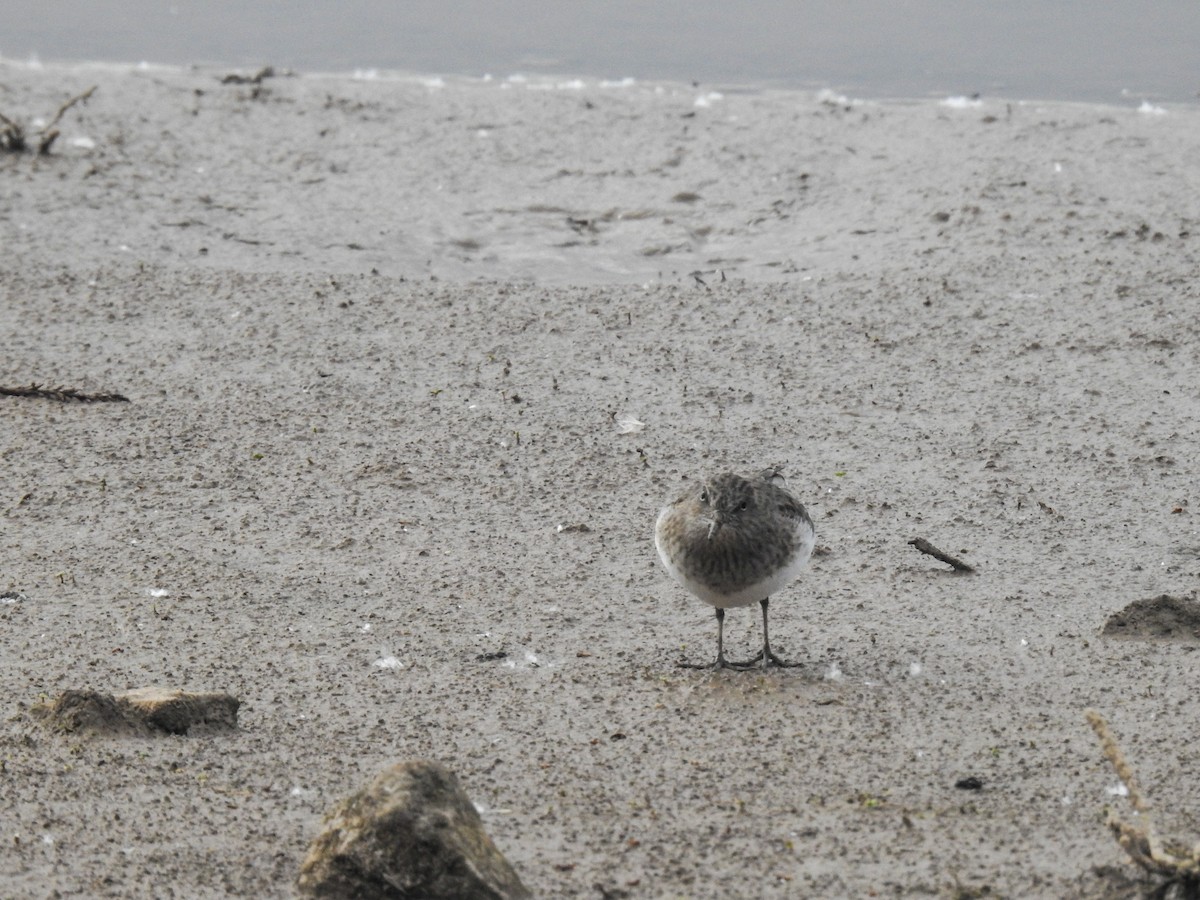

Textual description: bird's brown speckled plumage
[655,469,815,668]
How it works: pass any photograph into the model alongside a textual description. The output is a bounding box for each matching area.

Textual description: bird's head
[696,472,756,538]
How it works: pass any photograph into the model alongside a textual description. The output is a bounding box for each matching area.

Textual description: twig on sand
[0,85,97,155]
[908,537,975,573]
[36,85,98,154]
[1085,709,1200,894]
[0,383,129,403]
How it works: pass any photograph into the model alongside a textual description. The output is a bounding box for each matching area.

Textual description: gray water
[4,0,1199,104]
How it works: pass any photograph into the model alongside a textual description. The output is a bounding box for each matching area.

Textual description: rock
[297,760,531,900]
[34,689,152,736]
[33,687,240,736]
[117,687,239,734]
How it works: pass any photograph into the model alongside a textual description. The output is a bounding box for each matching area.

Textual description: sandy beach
[3,62,1200,898]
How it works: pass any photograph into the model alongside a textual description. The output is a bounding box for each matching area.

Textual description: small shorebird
[654,469,816,669]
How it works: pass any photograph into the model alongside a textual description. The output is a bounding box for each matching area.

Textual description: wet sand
[2,62,1200,898]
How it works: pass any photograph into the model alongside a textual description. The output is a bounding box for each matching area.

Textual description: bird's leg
[679,608,753,669]
[716,606,728,665]
[757,597,802,668]
[721,605,768,668]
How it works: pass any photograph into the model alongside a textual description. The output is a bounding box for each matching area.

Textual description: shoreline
[3,55,1194,112]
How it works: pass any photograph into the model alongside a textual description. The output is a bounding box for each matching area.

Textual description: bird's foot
[742,648,804,669]
[677,653,760,670]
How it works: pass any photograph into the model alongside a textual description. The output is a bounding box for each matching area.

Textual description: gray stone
[297,760,532,900]
[117,687,239,734]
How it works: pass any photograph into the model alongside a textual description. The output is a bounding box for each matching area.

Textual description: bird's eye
[738,501,748,511]
[699,491,708,504]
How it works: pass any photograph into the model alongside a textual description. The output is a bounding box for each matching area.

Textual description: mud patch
[1101,595,1200,642]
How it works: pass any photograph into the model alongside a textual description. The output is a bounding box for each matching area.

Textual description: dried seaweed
[0,85,97,155]
[0,110,27,153]
[220,66,276,85]
[1086,709,1200,896]
[0,383,129,403]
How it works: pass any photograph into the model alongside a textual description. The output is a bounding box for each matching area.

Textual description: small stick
[41,85,97,136]
[0,384,129,403]
[37,85,97,155]
[908,537,975,573]
[2,86,96,155]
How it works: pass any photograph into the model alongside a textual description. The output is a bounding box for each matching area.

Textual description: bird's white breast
[655,507,814,609]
